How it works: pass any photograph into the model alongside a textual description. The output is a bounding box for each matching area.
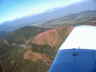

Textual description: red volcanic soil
[31,26,73,48]
[24,49,51,65]
[24,26,73,66]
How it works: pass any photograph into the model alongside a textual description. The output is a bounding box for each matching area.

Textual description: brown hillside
[31,26,73,48]
[24,49,51,66]
[23,25,73,72]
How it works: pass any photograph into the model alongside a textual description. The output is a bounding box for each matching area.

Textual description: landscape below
[0,10,96,72]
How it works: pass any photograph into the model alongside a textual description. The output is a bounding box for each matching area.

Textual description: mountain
[0,25,73,72]
[0,0,96,32]
[35,11,96,28]
[0,26,50,72]
[0,10,96,40]
[30,26,73,48]
[6,26,50,43]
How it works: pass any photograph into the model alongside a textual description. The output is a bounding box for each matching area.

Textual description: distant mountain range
[0,0,96,32]
[36,11,96,28]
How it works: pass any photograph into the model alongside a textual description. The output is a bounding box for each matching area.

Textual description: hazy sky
[0,0,84,23]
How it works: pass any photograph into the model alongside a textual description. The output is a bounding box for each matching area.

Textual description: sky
[0,0,84,23]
